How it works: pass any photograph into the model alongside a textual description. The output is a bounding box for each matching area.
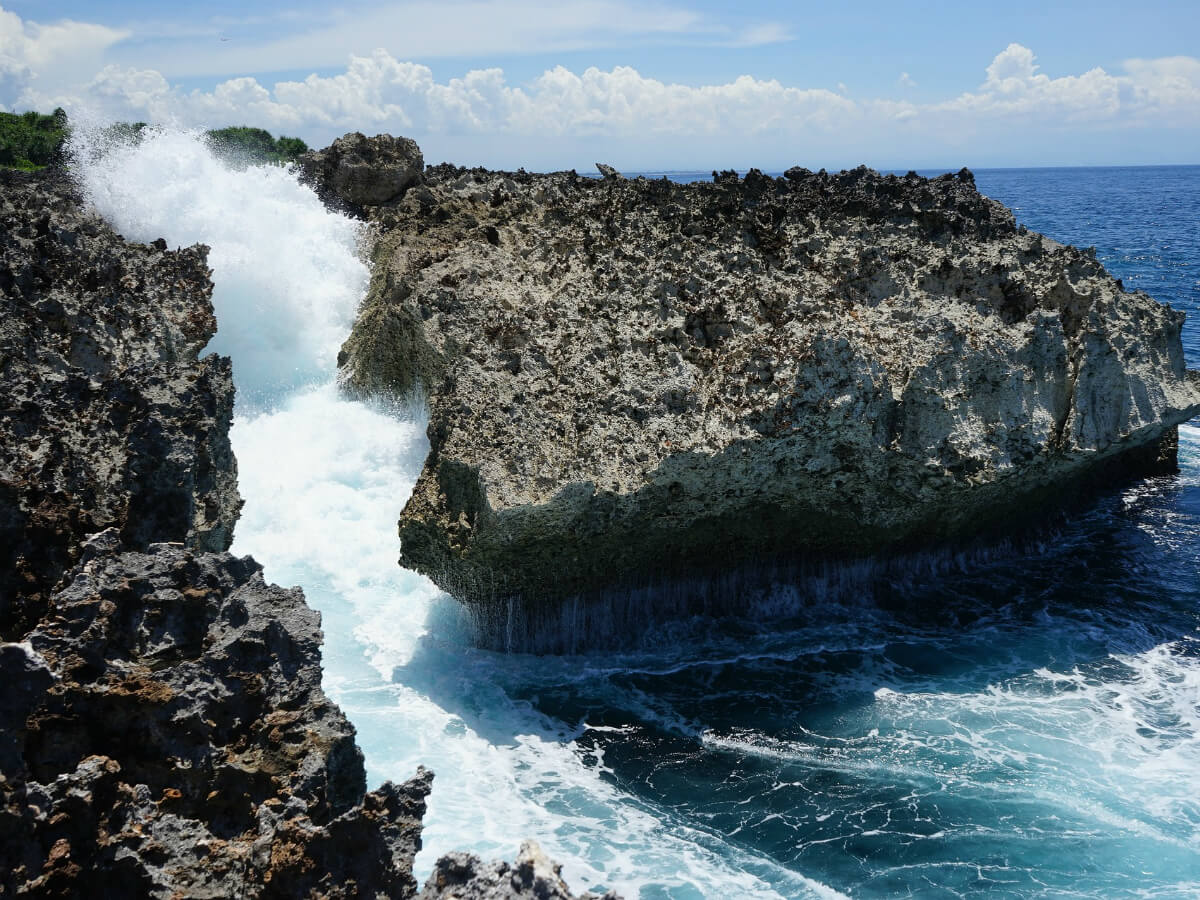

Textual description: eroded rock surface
[419,841,617,899]
[298,132,424,212]
[338,151,1200,635]
[0,168,240,638]
[0,531,432,899]
[1,165,608,898]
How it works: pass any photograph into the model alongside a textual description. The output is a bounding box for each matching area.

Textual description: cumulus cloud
[68,44,1199,142]
[0,5,127,108]
[65,51,862,147]
[4,1,1198,169]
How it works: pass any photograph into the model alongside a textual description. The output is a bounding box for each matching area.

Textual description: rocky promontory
[1,166,609,898]
[324,138,1200,644]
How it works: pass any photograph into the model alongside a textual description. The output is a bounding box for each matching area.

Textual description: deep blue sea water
[85,140,1200,900]
[451,166,1200,898]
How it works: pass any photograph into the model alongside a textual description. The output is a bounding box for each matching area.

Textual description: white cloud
[64,43,1198,143]
[3,1,1197,170]
[899,72,917,89]
[728,23,793,48]
[0,5,127,108]
[933,44,1198,125]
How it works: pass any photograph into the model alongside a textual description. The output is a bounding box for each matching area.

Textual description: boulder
[337,152,1200,646]
[419,841,617,899]
[298,132,424,210]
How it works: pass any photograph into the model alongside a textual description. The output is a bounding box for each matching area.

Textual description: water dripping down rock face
[332,143,1200,643]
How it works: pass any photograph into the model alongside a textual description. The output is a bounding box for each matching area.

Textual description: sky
[2,0,1198,171]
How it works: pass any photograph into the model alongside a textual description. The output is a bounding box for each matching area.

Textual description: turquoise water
[81,137,1199,899]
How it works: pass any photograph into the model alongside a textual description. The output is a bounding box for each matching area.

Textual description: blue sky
[2,1,1198,170]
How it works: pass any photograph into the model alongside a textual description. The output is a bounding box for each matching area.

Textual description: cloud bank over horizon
[2,3,1198,170]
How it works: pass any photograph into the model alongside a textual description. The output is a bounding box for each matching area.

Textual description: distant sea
[86,138,1200,899]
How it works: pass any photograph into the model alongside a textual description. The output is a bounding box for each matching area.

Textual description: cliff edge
[323,138,1200,645]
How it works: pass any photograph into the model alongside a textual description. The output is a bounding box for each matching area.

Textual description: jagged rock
[0,532,432,898]
[298,132,424,211]
[0,165,611,899]
[0,168,240,639]
[338,151,1200,641]
[419,841,617,899]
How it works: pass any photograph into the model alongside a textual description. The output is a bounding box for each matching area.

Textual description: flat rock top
[348,163,1198,514]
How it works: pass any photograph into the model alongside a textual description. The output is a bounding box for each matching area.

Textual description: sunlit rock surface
[333,143,1200,635]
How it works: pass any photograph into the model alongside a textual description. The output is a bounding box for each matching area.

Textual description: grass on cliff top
[0,111,309,170]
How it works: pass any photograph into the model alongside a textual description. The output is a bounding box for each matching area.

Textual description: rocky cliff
[326,139,1200,644]
[0,168,241,639]
[0,167,609,898]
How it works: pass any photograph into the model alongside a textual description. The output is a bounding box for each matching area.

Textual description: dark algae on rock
[323,136,1200,647]
[1,163,606,896]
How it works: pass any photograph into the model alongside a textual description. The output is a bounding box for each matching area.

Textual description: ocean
[76,135,1200,899]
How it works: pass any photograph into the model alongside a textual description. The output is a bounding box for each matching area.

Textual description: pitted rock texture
[338,152,1200,630]
[0,164,611,900]
[419,841,617,899]
[298,132,424,212]
[0,168,240,639]
[0,531,432,899]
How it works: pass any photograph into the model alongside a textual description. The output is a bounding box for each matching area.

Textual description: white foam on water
[69,124,843,900]
[74,126,366,405]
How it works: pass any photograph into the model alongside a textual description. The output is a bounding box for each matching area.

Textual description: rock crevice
[1,164,607,897]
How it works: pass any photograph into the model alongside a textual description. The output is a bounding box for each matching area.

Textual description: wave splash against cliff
[72,125,834,898]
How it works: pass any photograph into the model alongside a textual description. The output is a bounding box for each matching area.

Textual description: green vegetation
[204,126,309,165]
[0,108,68,170]
[1,110,309,170]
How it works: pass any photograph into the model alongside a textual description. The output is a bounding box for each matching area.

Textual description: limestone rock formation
[337,149,1200,641]
[1,166,608,898]
[419,841,617,899]
[298,132,424,211]
[0,167,241,638]
[0,532,432,898]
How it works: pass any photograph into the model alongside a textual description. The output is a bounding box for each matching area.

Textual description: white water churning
[71,127,821,899]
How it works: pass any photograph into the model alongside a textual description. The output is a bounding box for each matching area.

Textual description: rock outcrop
[0,167,240,639]
[336,149,1200,641]
[297,132,424,212]
[1,166,607,897]
[1,532,433,898]
[420,841,616,900]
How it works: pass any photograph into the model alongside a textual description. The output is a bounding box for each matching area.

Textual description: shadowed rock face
[334,149,1200,636]
[0,532,432,899]
[297,132,424,213]
[0,168,241,639]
